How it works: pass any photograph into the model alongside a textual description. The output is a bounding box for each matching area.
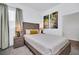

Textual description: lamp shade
[16,24,21,32]
[16,24,21,37]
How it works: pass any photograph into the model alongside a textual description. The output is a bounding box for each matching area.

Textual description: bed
[24,34,71,55]
[23,22,71,55]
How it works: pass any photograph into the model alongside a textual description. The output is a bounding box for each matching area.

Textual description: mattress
[24,34,69,55]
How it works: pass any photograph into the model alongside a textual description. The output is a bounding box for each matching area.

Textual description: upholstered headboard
[23,22,39,34]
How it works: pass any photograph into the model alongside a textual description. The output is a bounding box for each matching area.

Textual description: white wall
[42,3,79,36]
[7,3,42,26]
[63,13,79,41]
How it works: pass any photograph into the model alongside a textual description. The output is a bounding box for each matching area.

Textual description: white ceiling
[21,3,60,12]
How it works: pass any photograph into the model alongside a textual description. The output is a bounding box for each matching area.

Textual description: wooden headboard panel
[23,22,39,34]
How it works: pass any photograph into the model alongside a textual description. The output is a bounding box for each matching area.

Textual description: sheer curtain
[8,7,16,46]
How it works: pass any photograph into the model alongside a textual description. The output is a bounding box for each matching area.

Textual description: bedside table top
[14,36,24,39]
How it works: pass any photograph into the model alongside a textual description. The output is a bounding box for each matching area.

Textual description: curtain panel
[15,8,23,36]
[0,4,9,49]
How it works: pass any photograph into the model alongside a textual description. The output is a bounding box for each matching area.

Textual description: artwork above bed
[43,11,58,29]
[43,15,49,29]
[50,12,58,28]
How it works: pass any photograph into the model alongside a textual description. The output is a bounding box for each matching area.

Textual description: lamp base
[41,30,43,33]
[16,31,20,37]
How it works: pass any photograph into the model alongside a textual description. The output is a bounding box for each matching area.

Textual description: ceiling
[21,3,60,12]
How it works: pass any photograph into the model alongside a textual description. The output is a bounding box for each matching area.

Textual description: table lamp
[16,25,21,37]
[40,28,43,33]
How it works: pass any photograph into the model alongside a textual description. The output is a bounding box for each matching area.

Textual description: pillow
[30,29,39,34]
[26,29,30,34]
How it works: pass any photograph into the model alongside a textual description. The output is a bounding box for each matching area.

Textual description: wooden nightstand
[14,36,24,48]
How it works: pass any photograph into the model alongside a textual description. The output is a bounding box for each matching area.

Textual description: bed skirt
[24,40,71,55]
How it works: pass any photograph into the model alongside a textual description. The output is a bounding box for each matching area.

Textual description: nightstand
[14,36,24,48]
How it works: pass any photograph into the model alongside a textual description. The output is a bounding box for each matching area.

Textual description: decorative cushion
[30,29,38,34]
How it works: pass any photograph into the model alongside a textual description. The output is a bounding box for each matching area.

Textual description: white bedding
[24,34,69,55]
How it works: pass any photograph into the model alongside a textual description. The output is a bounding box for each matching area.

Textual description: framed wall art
[50,12,58,29]
[43,15,49,29]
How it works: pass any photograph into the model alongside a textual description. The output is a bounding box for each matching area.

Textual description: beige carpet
[0,46,33,55]
[0,45,79,55]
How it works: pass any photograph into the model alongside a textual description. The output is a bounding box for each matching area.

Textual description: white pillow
[26,29,30,34]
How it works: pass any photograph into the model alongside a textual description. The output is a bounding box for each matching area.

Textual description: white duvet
[24,34,69,55]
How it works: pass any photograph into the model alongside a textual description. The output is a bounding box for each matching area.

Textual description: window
[8,7,16,46]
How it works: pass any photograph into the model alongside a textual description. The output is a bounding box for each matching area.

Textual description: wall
[42,3,79,36]
[63,13,79,41]
[7,3,42,26]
